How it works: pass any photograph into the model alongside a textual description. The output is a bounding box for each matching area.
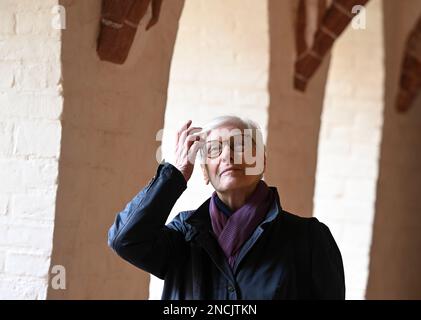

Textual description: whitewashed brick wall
[366,0,421,299]
[313,0,384,300]
[0,0,62,299]
[150,0,270,299]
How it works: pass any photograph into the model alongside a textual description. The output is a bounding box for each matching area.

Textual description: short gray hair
[201,115,262,134]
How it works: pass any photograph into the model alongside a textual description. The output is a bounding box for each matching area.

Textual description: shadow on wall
[366,0,421,299]
[47,0,184,299]
[265,0,331,217]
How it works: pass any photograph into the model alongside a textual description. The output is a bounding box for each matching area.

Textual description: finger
[180,126,201,147]
[176,120,192,147]
[182,127,202,151]
[187,140,203,164]
[178,120,191,137]
[184,131,202,150]
[187,136,206,164]
[186,126,203,137]
[190,128,211,141]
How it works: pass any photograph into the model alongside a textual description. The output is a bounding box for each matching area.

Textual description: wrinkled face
[200,124,266,193]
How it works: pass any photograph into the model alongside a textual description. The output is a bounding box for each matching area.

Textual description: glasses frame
[202,133,256,159]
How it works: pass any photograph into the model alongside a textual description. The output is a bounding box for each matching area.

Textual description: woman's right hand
[173,120,204,182]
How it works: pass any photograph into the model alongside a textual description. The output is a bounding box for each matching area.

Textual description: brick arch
[47,0,185,299]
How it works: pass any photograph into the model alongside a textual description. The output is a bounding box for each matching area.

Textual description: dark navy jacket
[108,162,345,300]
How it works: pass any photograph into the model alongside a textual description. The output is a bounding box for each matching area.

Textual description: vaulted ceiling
[96,0,420,113]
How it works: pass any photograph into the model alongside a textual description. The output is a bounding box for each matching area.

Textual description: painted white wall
[313,0,385,300]
[0,0,62,299]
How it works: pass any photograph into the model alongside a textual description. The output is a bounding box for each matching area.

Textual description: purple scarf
[209,180,274,269]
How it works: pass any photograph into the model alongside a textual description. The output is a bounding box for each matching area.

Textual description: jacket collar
[183,186,284,283]
[185,186,283,232]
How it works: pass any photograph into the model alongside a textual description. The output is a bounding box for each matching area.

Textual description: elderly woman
[108,116,345,300]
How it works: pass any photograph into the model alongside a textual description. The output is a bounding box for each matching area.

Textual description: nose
[220,143,234,163]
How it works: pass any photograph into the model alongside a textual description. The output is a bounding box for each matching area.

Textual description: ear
[263,146,267,171]
[260,146,267,180]
[201,164,210,185]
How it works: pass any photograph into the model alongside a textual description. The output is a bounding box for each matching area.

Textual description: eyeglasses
[202,134,255,159]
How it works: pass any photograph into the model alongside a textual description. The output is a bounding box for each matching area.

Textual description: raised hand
[173,120,204,182]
